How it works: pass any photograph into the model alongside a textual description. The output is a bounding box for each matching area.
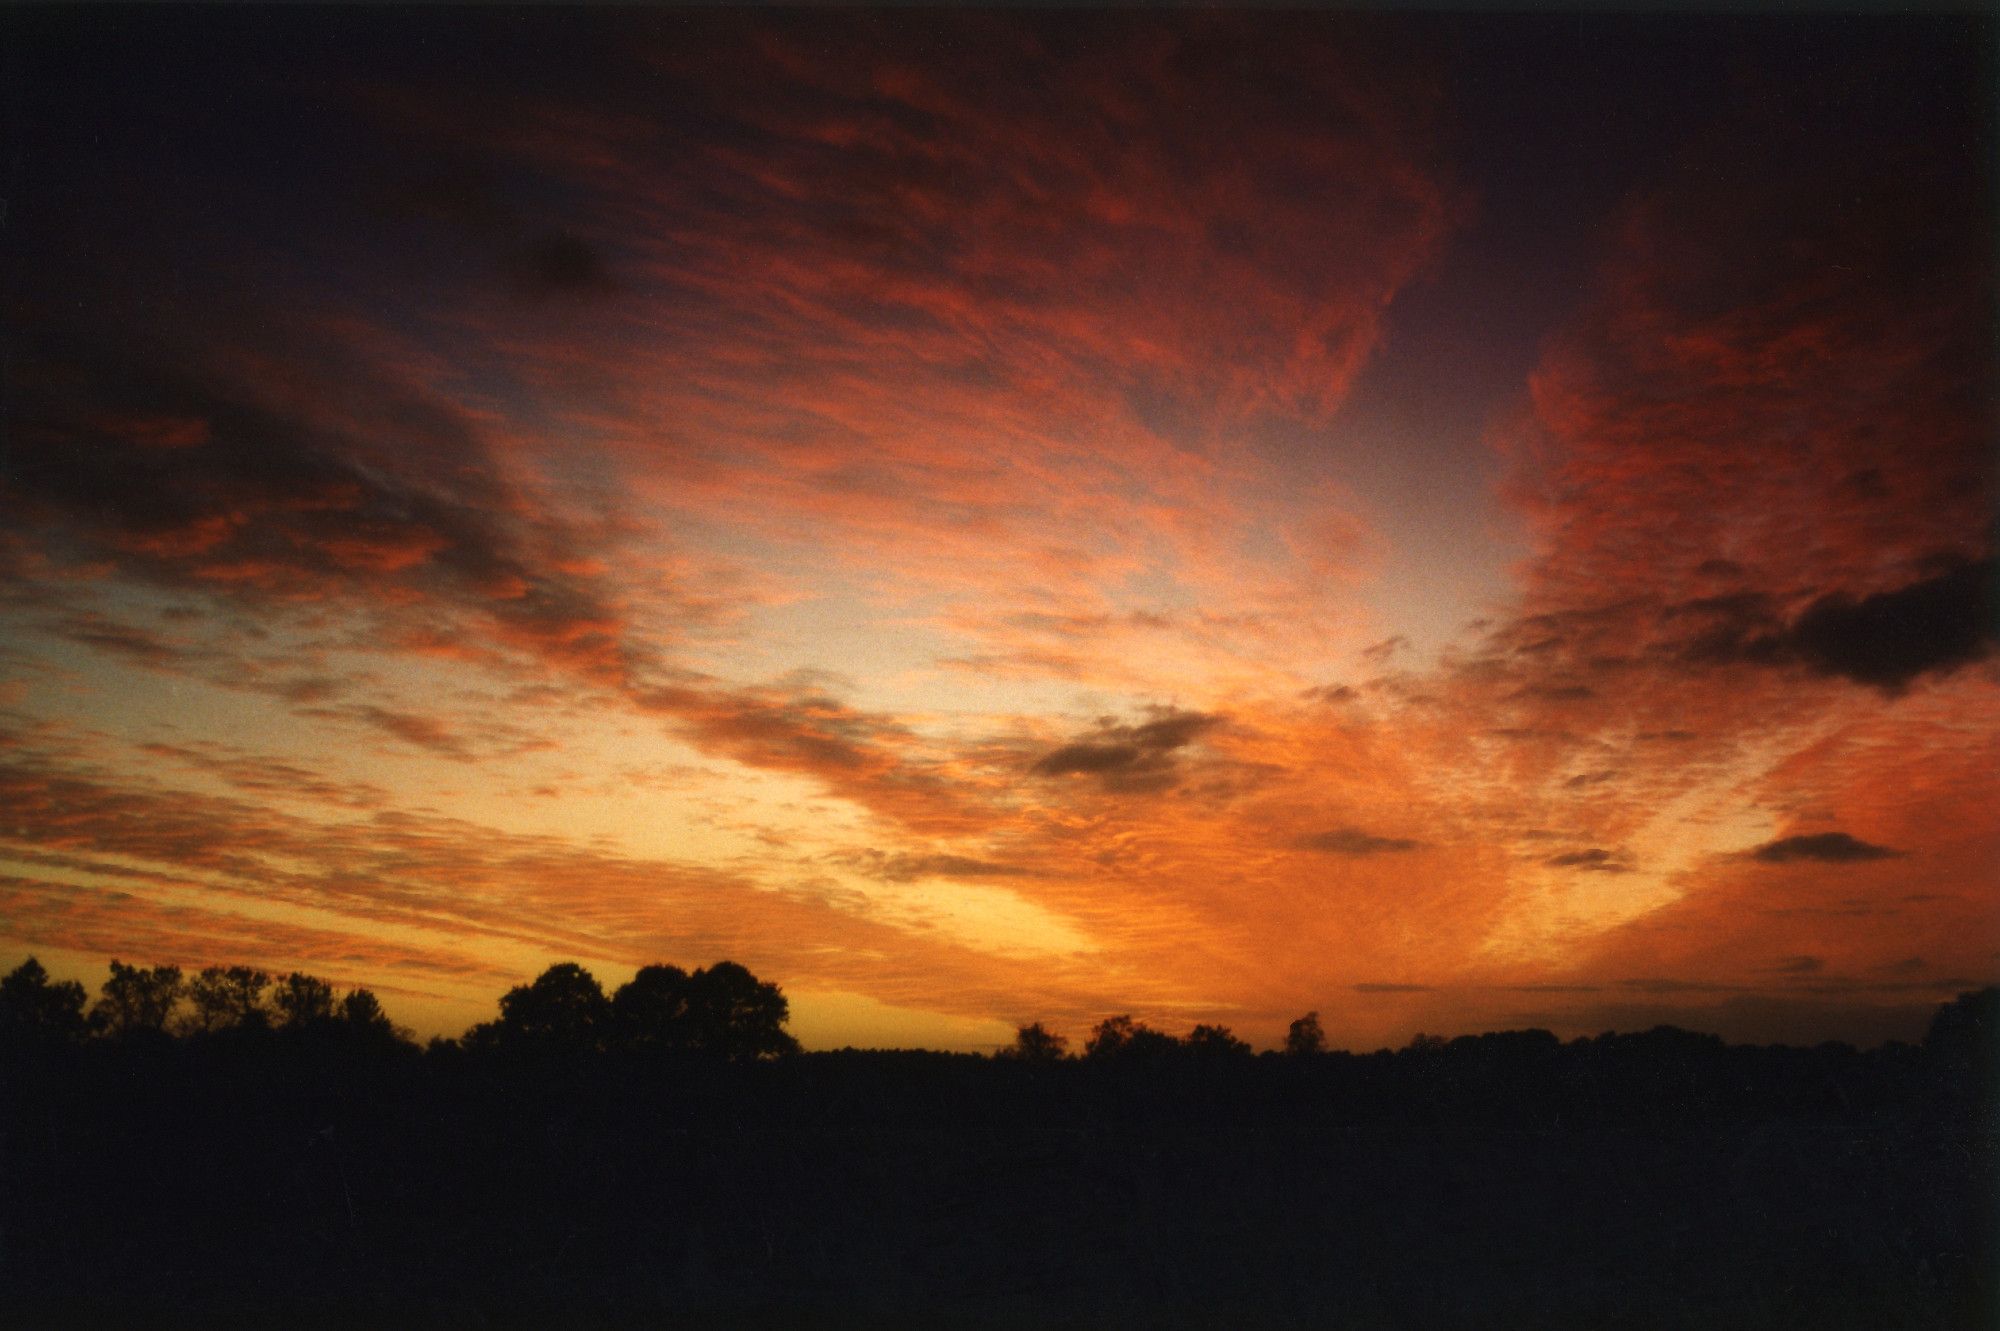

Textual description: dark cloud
[1750,832,1902,864]
[1029,708,1221,794]
[1301,683,1359,704]
[49,614,194,669]
[1685,560,1994,694]
[856,851,1037,882]
[1353,982,1432,994]
[4,325,641,692]
[1664,591,1776,623]
[1034,743,1146,777]
[1769,955,1824,975]
[1786,560,1994,691]
[1546,848,1630,873]
[1512,683,1595,702]
[1296,827,1425,856]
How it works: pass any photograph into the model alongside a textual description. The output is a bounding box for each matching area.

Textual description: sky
[3,10,1995,1051]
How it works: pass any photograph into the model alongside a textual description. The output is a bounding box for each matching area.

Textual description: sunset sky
[4,10,1994,1051]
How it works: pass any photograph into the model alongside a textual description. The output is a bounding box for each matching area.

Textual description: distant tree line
[0,955,804,1062]
[0,956,403,1046]
[1000,1009,1330,1061]
[7,955,1996,1082]
[3,954,1992,1327]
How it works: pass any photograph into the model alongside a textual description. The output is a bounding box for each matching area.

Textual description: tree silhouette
[1084,1014,1179,1060]
[91,960,184,1038]
[272,972,337,1029]
[0,957,87,1045]
[680,961,800,1059]
[1000,1021,1069,1061]
[1184,1023,1252,1058]
[610,963,691,1053]
[184,965,272,1034]
[340,986,398,1036]
[1923,986,1997,1091]
[491,962,612,1052]
[1284,1011,1326,1056]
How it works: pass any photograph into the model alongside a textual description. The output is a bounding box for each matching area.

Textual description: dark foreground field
[4,998,1993,1329]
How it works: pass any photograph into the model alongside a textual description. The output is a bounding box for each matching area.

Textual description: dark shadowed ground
[3,991,1992,1329]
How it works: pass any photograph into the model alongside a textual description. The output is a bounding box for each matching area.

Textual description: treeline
[0,956,405,1046]
[4,955,1992,1328]
[8,954,1998,1083]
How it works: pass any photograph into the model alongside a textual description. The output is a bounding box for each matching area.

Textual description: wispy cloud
[1296,828,1426,857]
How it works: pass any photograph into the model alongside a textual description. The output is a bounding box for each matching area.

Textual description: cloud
[633,682,987,835]
[5,317,649,699]
[1353,983,1432,994]
[1681,560,1993,694]
[0,749,1144,1035]
[1546,848,1631,873]
[1029,707,1222,793]
[1785,560,1993,692]
[1750,832,1902,864]
[1296,827,1425,856]
[1360,635,1408,665]
[328,705,470,759]
[47,614,197,670]
[1472,32,1993,726]
[851,851,1038,882]
[135,741,390,811]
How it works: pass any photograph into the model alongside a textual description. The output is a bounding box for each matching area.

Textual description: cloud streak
[1750,833,1902,865]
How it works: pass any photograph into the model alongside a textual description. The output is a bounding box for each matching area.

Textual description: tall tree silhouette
[0,957,87,1045]
[1084,1014,1180,1060]
[1284,1011,1326,1056]
[610,963,692,1053]
[339,986,399,1037]
[680,961,799,1060]
[1000,1021,1069,1061]
[184,965,272,1033]
[272,972,337,1029]
[1184,1023,1252,1058]
[486,962,612,1052]
[91,960,183,1038]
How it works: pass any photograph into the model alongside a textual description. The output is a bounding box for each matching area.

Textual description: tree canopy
[471,959,800,1060]
[1001,1021,1069,1062]
[1285,1011,1326,1057]
[0,957,87,1044]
